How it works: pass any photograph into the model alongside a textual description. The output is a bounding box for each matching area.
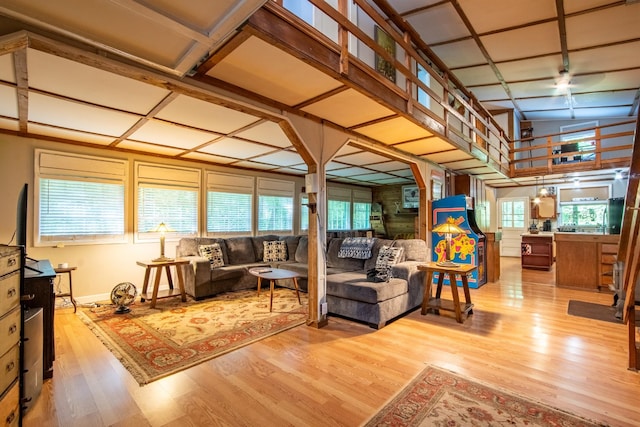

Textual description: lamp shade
[432,220,466,235]
[153,222,174,233]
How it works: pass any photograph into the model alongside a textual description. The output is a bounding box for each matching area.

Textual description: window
[557,121,598,163]
[257,178,294,234]
[560,202,607,227]
[135,162,199,241]
[416,63,431,109]
[300,194,309,232]
[206,172,253,236]
[500,199,526,228]
[353,189,372,230]
[283,0,314,25]
[328,187,351,230]
[35,149,127,245]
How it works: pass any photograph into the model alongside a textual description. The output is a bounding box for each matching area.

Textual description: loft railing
[509,119,636,178]
[269,0,511,175]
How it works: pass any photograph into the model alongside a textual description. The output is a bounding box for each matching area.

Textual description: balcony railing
[270,0,511,176]
[509,119,636,178]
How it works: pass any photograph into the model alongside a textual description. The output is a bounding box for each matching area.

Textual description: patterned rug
[78,288,307,385]
[364,366,606,426]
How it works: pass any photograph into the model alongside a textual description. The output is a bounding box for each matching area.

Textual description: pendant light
[539,176,548,197]
[533,177,541,204]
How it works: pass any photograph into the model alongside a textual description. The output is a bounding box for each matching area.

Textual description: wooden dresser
[0,246,23,427]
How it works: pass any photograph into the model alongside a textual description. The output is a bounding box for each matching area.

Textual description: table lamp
[152,222,174,262]
[432,217,466,267]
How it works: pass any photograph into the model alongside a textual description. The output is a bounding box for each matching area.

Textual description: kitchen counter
[555,233,620,291]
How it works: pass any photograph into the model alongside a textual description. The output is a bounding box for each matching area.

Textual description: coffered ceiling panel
[451,65,498,87]
[0,86,17,117]
[301,88,394,128]
[235,121,292,148]
[393,137,454,155]
[128,119,216,149]
[424,150,473,164]
[480,21,559,62]
[566,5,640,50]
[459,0,557,33]
[0,52,14,82]
[430,39,485,69]
[198,137,274,158]
[355,117,433,144]
[28,49,171,114]
[495,56,565,83]
[206,36,342,106]
[250,150,303,167]
[28,123,115,145]
[405,3,468,44]
[155,95,258,134]
[118,140,188,156]
[29,93,140,135]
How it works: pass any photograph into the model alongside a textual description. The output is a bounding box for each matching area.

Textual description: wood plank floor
[24,257,639,426]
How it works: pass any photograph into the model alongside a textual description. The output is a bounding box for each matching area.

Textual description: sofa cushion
[371,245,404,282]
[198,243,225,268]
[395,239,428,261]
[364,239,394,272]
[252,235,279,261]
[327,238,366,271]
[326,272,408,304]
[263,240,288,262]
[295,236,309,263]
[337,237,375,259]
[225,236,256,264]
[280,235,301,261]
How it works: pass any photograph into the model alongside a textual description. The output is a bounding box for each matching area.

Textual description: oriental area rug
[78,288,307,385]
[364,366,606,427]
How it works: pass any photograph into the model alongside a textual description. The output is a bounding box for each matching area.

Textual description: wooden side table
[136,259,189,308]
[418,262,476,323]
[54,266,77,313]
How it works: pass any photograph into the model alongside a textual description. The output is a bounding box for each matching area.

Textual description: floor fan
[110,282,137,314]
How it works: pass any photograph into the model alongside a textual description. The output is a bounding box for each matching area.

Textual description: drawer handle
[8,323,17,334]
[5,360,15,372]
[7,257,17,267]
[7,287,16,298]
[6,410,15,425]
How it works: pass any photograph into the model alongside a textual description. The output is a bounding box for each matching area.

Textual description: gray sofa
[176,235,428,328]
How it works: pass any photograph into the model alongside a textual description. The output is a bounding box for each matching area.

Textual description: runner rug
[363,365,606,426]
[78,288,307,385]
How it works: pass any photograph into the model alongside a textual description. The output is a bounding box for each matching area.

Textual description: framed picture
[402,185,419,209]
[374,25,396,83]
[431,179,443,201]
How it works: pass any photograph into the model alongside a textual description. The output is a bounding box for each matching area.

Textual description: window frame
[134,161,200,243]
[34,149,128,246]
[257,177,295,235]
[205,171,254,237]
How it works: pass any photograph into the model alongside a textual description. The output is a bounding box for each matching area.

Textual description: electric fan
[110,282,137,314]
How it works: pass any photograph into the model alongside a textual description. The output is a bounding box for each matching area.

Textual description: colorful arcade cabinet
[431,194,487,288]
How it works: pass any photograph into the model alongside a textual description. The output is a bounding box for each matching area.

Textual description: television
[16,183,27,248]
[16,183,41,273]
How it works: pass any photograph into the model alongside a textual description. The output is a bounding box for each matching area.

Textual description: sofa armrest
[179,256,211,297]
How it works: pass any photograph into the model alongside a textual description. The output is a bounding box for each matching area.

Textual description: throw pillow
[371,245,404,282]
[198,243,224,268]
[263,240,287,262]
[337,237,375,259]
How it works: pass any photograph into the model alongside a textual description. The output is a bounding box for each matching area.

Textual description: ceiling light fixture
[557,69,571,92]
[539,176,548,196]
[615,170,623,180]
[533,177,541,204]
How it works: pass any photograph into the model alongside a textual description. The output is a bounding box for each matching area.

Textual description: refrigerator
[431,194,487,288]
[608,197,624,234]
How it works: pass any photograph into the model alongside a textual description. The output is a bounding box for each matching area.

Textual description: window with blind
[135,162,199,241]
[327,187,352,231]
[35,149,128,245]
[206,171,254,236]
[300,194,309,232]
[353,189,372,230]
[257,178,294,234]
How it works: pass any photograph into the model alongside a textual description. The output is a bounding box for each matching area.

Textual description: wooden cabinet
[521,234,553,270]
[485,232,501,282]
[0,246,22,427]
[555,233,619,291]
[24,259,56,379]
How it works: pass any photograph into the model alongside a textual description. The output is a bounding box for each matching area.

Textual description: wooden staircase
[620,114,640,370]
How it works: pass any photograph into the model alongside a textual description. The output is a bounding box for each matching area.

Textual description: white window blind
[135,162,200,240]
[352,189,372,230]
[300,194,309,232]
[206,171,254,235]
[35,149,128,245]
[257,178,294,234]
[328,187,352,230]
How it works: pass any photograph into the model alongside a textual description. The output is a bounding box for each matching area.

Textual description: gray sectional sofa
[176,235,428,328]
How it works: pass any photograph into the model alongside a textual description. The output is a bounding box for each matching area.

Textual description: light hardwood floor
[24,257,639,426]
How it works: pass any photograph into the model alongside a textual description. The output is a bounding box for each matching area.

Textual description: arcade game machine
[431,194,487,288]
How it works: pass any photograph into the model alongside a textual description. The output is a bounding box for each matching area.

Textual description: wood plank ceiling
[0,0,638,188]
